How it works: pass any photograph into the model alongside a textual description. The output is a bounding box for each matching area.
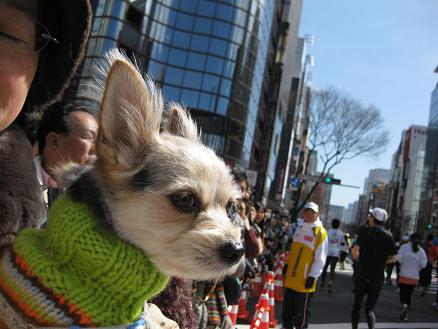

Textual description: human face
[255,208,265,223]
[237,201,246,218]
[303,209,318,223]
[54,111,98,166]
[249,206,256,220]
[238,179,250,201]
[0,1,39,132]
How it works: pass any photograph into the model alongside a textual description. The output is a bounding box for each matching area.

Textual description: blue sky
[299,0,438,208]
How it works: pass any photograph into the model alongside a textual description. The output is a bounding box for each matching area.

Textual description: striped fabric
[0,249,74,326]
[0,287,149,329]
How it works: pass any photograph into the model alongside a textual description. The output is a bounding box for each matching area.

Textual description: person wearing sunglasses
[0,0,91,249]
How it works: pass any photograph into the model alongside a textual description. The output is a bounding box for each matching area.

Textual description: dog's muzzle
[218,241,244,265]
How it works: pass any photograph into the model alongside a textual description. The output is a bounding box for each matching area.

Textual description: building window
[197,0,216,17]
[164,67,184,85]
[168,48,188,67]
[182,71,202,89]
[216,3,234,22]
[186,52,206,71]
[126,5,143,30]
[194,17,212,34]
[209,38,227,57]
[205,56,223,75]
[180,89,199,109]
[217,97,229,116]
[162,85,181,102]
[172,30,191,49]
[190,34,210,52]
[202,74,220,93]
[212,20,231,39]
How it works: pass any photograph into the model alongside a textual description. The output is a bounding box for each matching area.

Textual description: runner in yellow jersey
[281,202,328,329]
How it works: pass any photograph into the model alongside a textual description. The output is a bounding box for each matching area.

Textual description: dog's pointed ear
[162,103,199,141]
[98,58,163,163]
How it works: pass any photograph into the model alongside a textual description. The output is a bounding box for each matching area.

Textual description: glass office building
[79,0,275,169]
[419,74,438,235]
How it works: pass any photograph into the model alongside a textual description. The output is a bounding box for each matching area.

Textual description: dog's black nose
[219,241,244,265]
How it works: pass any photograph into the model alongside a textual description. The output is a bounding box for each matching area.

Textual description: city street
[237,263,438,329]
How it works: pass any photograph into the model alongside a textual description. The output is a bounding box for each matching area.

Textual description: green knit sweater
[8,194,169,326]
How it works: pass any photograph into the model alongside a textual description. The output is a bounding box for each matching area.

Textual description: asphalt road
[237,264,438,328]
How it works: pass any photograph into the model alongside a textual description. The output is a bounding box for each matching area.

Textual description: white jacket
[398,243,427,280]
[327,228,345,257]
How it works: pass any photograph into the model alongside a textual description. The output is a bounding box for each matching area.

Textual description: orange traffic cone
[274,263,284,302]
[262,271,274,293]
[228,304,239,326]
[259,293,270,329]
[250,293,269,329]
[268,279,278,328]
[250,306,263,329]
[237,290,249,322]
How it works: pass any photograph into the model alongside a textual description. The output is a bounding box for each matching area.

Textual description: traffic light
[323,176,341,185]
[427,223,433,230]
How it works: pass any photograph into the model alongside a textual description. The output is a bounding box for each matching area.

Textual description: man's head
[38,101,97,174]
[302,202,319,223]
[367,207,387,226]
[331,218,341,229]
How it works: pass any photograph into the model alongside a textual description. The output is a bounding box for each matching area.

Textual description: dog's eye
[170,192,200,213]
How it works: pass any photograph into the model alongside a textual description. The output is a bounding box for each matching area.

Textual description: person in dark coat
[350,208,397,329]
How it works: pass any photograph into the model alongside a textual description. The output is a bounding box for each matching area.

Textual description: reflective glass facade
[80,0,275,168]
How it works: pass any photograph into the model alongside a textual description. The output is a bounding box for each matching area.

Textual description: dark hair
[372,216,383,226]
[331,218,341,229]
[25,0,91,111]
[231,167,248,183]
[37,101,93,153]
[14,111,42,146]
[254,201,265,212]
[427,234,434,241]
[410,232,421,252]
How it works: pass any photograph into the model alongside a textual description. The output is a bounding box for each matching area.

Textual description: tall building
[419,65,438,236]
[355,194,369,227]
[354,168,390,227]
[387,126,427,236]
[74,0,304,204]
[267,35,312,208]
[329,205,345,223]
[364,168,391,197]
[345,201,358,224]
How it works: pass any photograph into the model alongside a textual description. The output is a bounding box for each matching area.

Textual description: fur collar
[0,124,46,248]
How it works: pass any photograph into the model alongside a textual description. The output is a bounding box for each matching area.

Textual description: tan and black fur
[70,50,244,280]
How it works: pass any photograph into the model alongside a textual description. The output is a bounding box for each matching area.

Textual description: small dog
[0,50,244,328]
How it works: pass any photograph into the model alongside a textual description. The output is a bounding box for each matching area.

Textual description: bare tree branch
[294,87,390,217]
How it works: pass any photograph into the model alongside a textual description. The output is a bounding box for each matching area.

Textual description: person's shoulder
[382,228,395,239]
[398,243,408,251]
[357,225,368,235]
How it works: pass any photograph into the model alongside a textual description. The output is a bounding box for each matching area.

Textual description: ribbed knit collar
[10,194,169,327]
